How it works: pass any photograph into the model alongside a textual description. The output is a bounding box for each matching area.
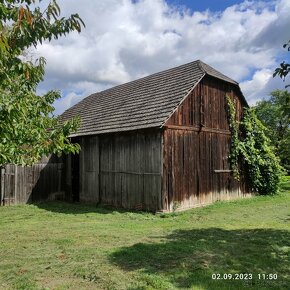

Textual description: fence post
[14,165,18,205]
[0,167,4,206]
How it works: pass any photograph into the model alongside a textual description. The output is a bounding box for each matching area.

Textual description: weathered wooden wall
[79,136,100,203]
[99,130,162,211]
[166,76,244,129]
[162,76,249,211]
[0,156,64,206]
[65,130,162,210]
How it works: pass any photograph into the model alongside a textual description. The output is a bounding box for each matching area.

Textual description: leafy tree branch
[273,40,290,86]
[0,0,85,166]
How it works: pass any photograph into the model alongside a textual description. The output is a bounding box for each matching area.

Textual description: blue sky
[167,0,245,12]
[36,0,290,115]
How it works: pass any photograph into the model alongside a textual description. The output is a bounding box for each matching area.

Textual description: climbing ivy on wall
[226,96,282,195]
[226,96,240,180]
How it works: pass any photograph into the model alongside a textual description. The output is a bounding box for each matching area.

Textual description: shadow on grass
[110,228,290,290]
[35,201,149,215]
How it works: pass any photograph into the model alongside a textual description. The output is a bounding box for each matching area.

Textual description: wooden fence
[0,156,65,206]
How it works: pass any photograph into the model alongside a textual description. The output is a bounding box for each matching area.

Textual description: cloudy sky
[36,0,290,115]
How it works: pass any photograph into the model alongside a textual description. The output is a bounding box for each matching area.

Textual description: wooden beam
[164,125,231,135]
[214,169,232,173]
[100,170,161,176]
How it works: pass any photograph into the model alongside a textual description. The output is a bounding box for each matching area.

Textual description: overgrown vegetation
[226,96,240,179]
[226,97,282,195]
[0,0,84,166]
[0,187,289,290]
[255,90,290,173]
[280,175,290,191]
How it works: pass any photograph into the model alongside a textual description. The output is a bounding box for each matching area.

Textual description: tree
[0,0,85,166]
[274,40,290,86]
[273,40,290,120]
[254,90,290,173]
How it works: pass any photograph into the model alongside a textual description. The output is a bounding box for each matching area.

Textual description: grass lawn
[0,180,289,290]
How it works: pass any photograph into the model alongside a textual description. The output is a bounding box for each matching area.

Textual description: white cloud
[36,0,290,114]
[240,69,290,105]
[240,69,273,104]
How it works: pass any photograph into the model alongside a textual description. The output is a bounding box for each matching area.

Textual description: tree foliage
[273,40,290,86]
[254,90,290,173]
[273,40,290,129]
[239,109,282,195]
[227,97,282,195]
[0,0,85,166]
[226,96,239,179]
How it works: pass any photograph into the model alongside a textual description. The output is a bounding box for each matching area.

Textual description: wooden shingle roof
[60,60,241,136]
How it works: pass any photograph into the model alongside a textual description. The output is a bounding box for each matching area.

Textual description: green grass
[0,179,289,290]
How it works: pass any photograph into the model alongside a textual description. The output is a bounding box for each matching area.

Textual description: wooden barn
[60,60,250,212]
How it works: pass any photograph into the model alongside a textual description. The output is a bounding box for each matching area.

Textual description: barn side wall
[162,76,250,211]
[99,130,162,211]
[65,130,163,211]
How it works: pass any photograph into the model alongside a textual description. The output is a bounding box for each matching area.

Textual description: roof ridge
[91,60,201,95]
[61,60,201,118]
[196,59,206,74]
[198,60,238,85]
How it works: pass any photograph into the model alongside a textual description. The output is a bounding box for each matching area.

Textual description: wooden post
[14,165,17,205]
[0,167,5,206]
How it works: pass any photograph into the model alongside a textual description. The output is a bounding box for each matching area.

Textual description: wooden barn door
[71,153,80,202]
[79,136,100,203]
[71,138,80,202]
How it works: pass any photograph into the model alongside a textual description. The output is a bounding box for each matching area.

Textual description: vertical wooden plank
[161,131,167,210]
[14,165,17,205]
[79,136,99,203]
[0,167,4,206]
[66,153,72,199]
